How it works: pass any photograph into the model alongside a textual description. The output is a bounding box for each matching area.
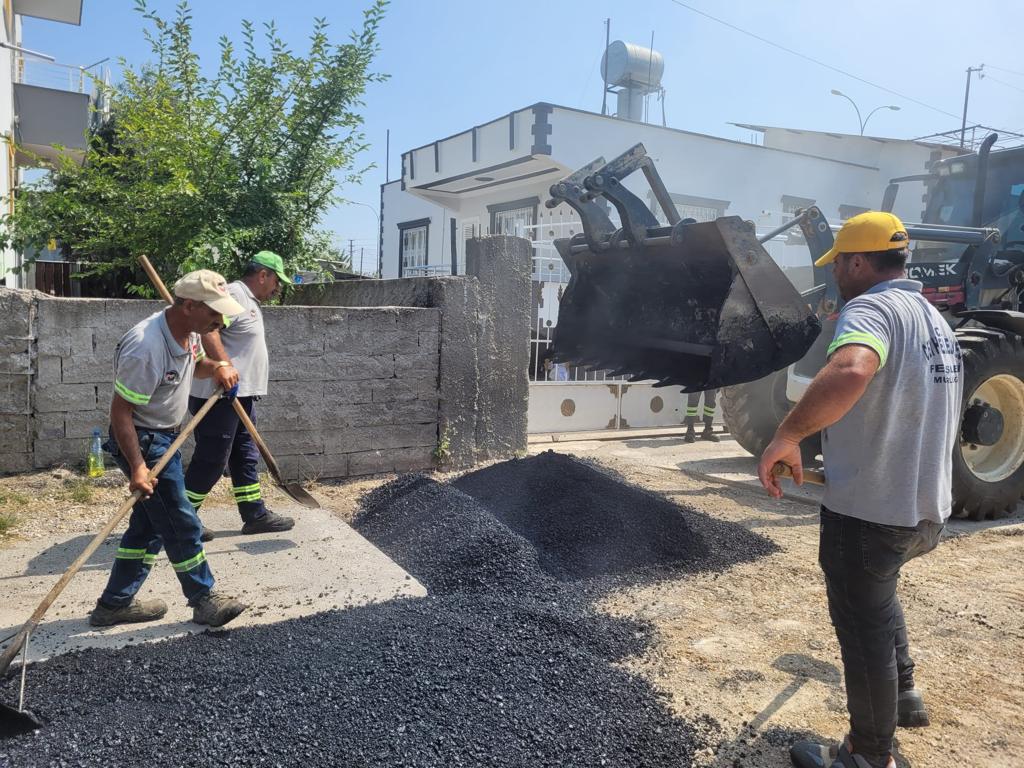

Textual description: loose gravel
[1,452,776,767]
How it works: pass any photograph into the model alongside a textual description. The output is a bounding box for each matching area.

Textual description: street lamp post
[346,200,382,277]
[830,89,900,135]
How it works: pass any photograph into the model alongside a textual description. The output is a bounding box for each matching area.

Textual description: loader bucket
[552,216,821,392]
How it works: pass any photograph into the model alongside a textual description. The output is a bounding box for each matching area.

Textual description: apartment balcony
[12,57,104,167]
[12,0,82,25]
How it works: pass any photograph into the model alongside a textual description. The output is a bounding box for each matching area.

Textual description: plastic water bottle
[87,428,105,478]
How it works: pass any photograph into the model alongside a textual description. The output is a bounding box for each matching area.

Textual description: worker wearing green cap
[184,250,296,538]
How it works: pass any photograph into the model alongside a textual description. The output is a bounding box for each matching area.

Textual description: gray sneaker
[89,597,168,627]
[191,591,247,627]
[898,688,930,727]
[241,510,295,535]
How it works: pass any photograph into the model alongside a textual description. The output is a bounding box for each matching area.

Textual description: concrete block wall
[293,235,532,467]
[0,289,441,479]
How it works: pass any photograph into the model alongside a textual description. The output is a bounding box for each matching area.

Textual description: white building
[1,0,97,290]
[379,102,959,283]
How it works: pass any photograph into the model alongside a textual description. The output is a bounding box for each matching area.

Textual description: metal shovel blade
[0,703,42,739]
[278,480,320,510]
[552,217,821,391]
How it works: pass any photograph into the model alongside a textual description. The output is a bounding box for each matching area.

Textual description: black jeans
[818,507,943,767]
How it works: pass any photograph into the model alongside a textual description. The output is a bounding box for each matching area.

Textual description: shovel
[138,256,319,510]
[0,390,223,737]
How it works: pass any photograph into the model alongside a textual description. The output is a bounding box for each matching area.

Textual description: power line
[664,0,984,124]
[987,64,1024,78]
[984,73,1024,95]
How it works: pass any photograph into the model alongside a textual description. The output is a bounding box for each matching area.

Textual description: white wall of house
[382,103,960,279]
[0,10,18,284]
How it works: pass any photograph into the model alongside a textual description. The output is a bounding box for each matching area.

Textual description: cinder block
[61,356,111,384]
[325,331,421,356]
[249,429,324,455]
[0,289,33,340]
[35,382,97,413]
[417,330,441,352]
[322,379,373,404]
[395,307,440,331]
[394,352,439,377]
[35,412,65,440]
[33,436,84,468]
[35,356,63,386]
[266,336,327,358]
[0,374,30,413]
[346,449,392,476]
[0,451,33,473]
[321,354,395,382]
[64,409,109,438]
[261,382,325,409]
[371,378,438,404]
[392,445,436,472]
[36,330,72,356]
[324,423,436,454]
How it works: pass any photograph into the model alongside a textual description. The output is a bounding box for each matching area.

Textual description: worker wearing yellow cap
[757,212,963,768]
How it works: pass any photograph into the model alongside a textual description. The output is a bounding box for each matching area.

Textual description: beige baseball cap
[173,269,244,316]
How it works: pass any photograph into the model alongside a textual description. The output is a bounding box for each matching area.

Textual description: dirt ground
[2,443,1021,767]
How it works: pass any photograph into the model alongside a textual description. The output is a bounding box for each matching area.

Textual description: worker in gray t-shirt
[757,212,962,768]
[184,251,295,537]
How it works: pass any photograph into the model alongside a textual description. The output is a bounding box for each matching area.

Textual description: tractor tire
[951,330,1024,520]
[720,370,822,467]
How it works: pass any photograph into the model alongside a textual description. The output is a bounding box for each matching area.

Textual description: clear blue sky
[23,0,1024,268]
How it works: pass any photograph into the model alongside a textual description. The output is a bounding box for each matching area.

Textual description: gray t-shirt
[113,310,204,431]
[191,281,269,398]
[821,279,963,526]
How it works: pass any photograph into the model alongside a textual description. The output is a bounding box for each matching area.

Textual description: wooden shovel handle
[772,463,826,486]
[0,390,223,678]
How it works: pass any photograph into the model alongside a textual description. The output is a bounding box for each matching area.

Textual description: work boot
[898,688,930,728]
[89,597,168,627]
[200,528,215,542]
[241,510,295,535]
[790,735,895,768]
[191,591,247,627]
[684,425,697,443]
[700,425,720,442]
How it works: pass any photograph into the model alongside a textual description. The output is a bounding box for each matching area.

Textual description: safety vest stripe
[171,550,207,573]
[232,484,260,495]
[703,406,716,415]
[685,407,699,415]
[114,380,151,405]
[185,490,207,502]
[234,492,262,503]
[142,553,157,566]
[827,332,888,368]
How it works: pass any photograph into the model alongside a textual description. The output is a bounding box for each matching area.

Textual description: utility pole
[360,247,364,275]
[349,239,354,270]
[601,18,610,115]
[960,64,984,150]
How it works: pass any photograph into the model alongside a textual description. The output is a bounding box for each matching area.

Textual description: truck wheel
[953,331,1024,520]
[721,370,822,466]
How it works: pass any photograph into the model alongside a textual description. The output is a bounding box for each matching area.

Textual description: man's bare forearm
[110,396,145,472]
[200,329,230,362]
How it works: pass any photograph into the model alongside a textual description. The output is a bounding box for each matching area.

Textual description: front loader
[546,143,821,392]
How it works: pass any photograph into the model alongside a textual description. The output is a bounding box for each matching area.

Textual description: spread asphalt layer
[1,452,777,767]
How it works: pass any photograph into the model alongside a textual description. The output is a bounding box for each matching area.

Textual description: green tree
[3,0,387,294]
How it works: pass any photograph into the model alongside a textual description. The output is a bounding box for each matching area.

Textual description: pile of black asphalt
[0,451,776,767]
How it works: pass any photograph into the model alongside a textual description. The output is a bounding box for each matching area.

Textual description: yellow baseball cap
[815,211,909,267]
[173,269,244,316]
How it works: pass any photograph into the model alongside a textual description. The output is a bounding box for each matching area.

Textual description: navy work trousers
[685,388,717,426]
[100,427,214,606]
[819,506,943,767]
[184,396,267,524]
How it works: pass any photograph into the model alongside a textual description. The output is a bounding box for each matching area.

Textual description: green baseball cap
[251,250,290,286]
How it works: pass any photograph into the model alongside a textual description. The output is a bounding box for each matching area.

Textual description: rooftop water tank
[601,40,664,89]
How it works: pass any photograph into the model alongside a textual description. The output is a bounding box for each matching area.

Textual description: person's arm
[757,343,881,496]
[110,395,155,498]
[192,331,239,389]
